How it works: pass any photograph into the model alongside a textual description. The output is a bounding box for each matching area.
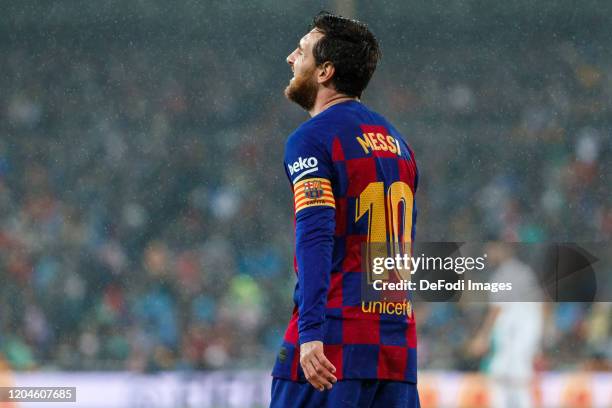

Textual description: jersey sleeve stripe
[293,178,332,191]
[295,197,336,206]
[294,200,335,214]
[292,177,335,214]
[294,193,335,206]
[293,184,333,194]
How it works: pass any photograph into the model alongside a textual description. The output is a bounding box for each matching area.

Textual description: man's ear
[317,61,335,85]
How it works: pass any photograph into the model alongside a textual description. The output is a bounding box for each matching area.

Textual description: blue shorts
[270,378,420,408]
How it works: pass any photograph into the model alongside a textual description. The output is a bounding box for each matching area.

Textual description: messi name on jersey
[356,132,402,156]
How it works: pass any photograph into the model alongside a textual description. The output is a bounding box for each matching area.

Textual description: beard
[284,70,318,111]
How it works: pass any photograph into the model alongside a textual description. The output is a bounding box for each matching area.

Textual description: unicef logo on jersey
[288,156,319,182]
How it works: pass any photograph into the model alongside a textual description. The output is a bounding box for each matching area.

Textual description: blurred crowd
[0,25,610,373]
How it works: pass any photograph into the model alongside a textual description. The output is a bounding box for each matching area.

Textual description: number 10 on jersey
[355,181,414,284]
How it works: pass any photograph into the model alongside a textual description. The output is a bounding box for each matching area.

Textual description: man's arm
[284,130,337,390]
[295,205,337,391]
[467,305,501,357]
[295,206,334,342]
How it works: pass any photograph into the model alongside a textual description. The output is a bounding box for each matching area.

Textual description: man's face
[284,29,324,111]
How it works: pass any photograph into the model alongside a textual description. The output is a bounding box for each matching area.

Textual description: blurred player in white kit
[468,243,544,408]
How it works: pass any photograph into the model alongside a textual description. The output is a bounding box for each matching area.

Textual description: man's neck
[308,92,359,117]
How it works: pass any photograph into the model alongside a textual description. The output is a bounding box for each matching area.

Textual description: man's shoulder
[286,117,336,152]
[285,102,401,152]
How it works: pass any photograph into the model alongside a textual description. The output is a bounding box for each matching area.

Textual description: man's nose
[286,50,296,66]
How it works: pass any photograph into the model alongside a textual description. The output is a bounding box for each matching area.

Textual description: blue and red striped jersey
[272,100,418,383]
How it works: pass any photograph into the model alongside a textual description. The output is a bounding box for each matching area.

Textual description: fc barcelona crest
[303,180,324,199]
[293,177,335,214]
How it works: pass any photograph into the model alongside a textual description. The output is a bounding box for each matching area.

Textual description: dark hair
[311,12,381,98]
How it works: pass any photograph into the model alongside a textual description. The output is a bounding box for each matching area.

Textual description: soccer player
[271,12,420,408]
[468,243,544,408]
